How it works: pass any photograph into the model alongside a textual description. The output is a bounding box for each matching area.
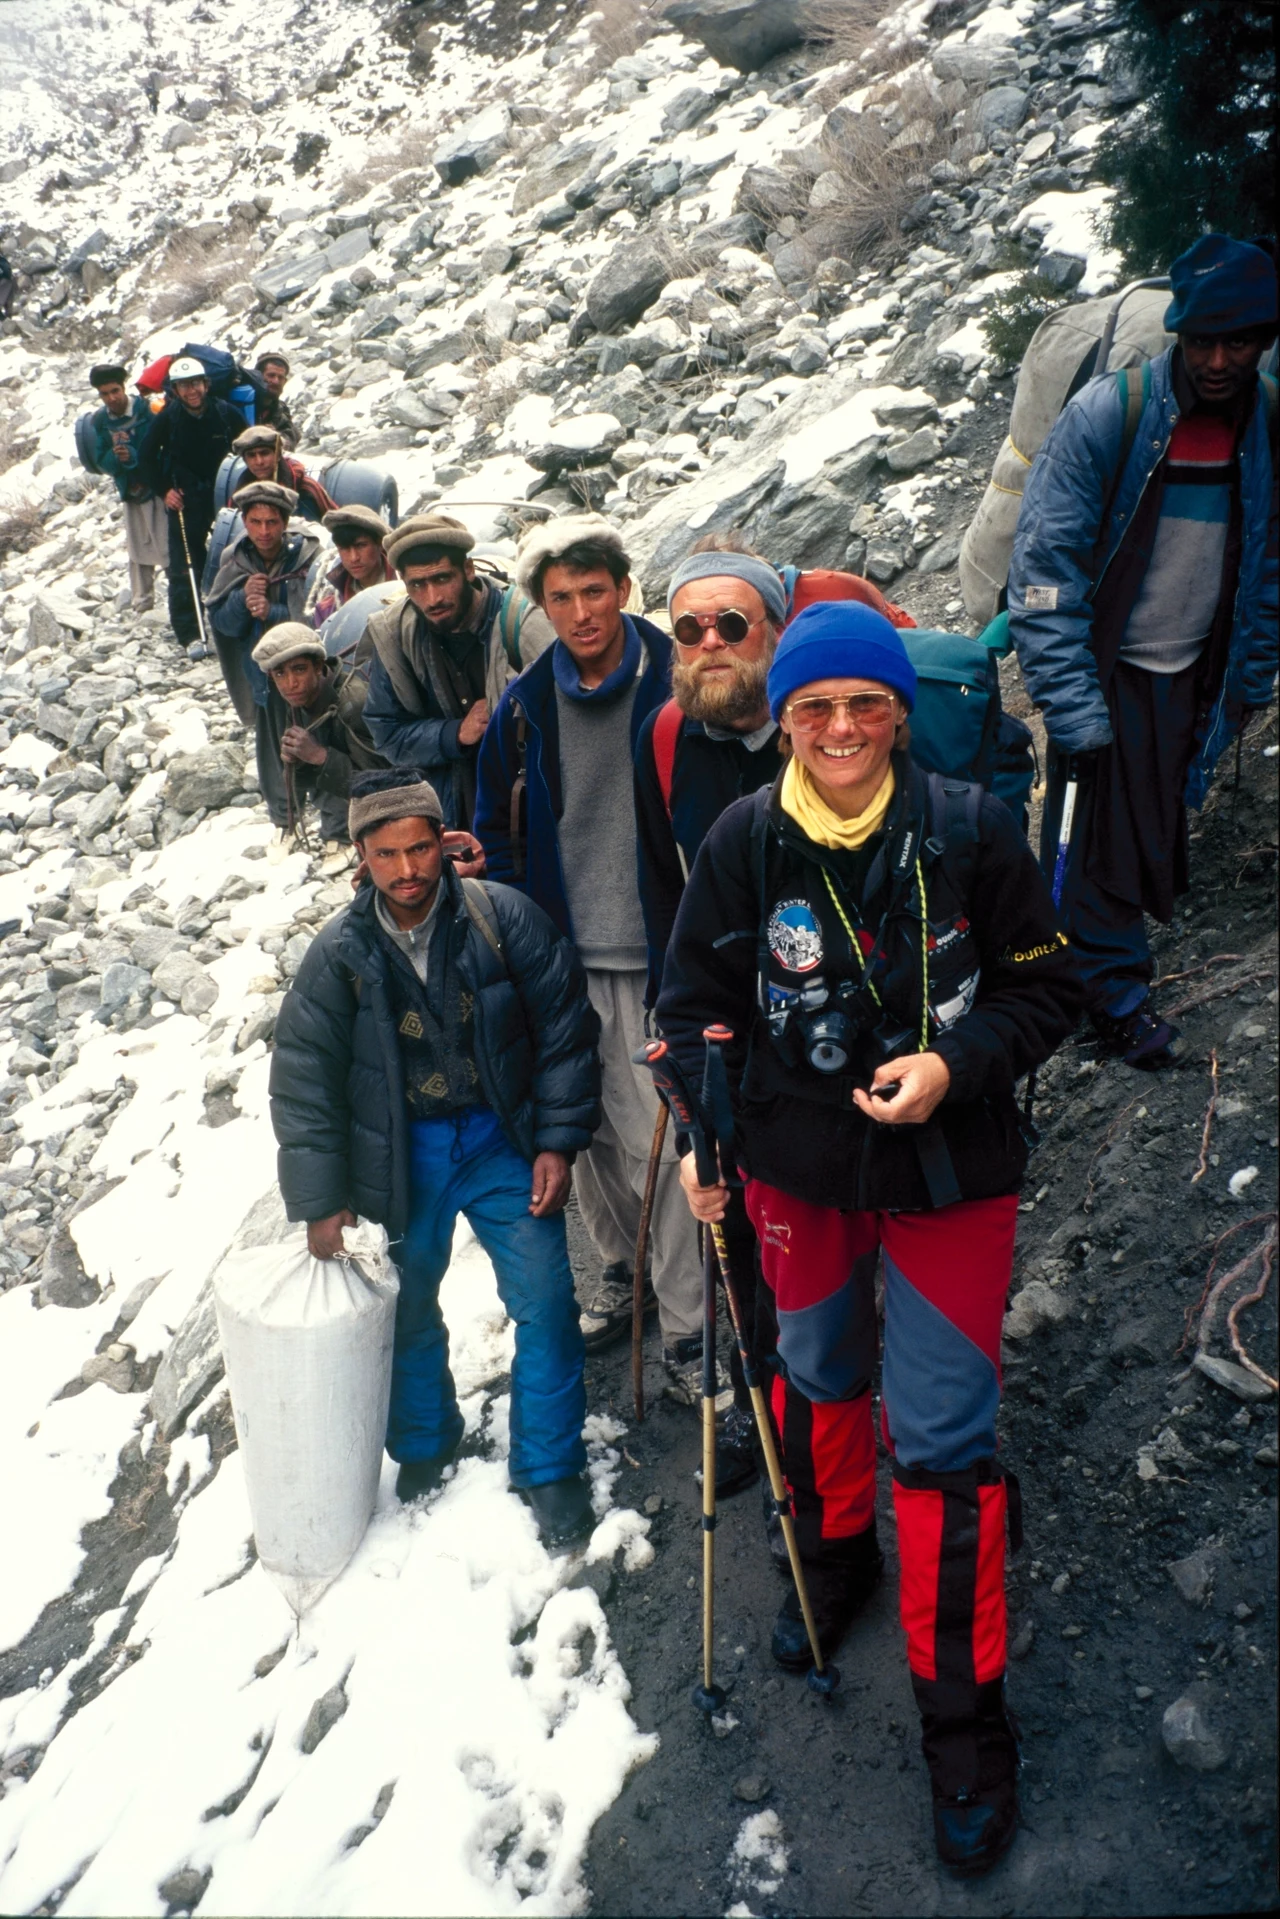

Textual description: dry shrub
[582,0,663,73]
[0,407,39,479]
[338,122,439,199]
[809,0,930,110]
[805,103,953,264]
[148,232,258,322]
[0,490,43,559]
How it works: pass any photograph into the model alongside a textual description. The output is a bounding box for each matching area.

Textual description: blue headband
[666,551,788,626]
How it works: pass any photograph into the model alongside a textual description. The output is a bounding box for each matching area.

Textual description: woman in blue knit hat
[656,599,1082,1876]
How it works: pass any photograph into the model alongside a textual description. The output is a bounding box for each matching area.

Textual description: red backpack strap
[652,698,682,821]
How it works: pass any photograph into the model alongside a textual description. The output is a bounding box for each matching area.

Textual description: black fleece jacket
[655,755,1082,1212]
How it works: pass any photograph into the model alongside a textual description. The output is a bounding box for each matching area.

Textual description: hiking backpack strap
[497,583,525,671]
[1258,369,1278,445]
[508,700,529,882]
[461,878,506,969]
[651,698,689,878]
[776,563,800,620]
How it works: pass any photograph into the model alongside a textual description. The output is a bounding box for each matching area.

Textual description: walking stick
[1024,752,1081,1136]
[634,1035,839,1703]
[694,1223,724,1715]
[175,506,212,657]
[631,1101,667,1422]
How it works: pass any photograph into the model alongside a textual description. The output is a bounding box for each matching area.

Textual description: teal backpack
[900,614,1037,827]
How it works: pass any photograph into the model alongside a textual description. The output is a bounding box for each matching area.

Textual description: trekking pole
[702,1026,839,1698]
[634,1035,838,1702]
[1024,752,1080,1135]
[631,1101,668,1423]
[176,507,211,657]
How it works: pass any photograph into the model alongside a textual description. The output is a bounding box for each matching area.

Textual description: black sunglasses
[673,607,756,647]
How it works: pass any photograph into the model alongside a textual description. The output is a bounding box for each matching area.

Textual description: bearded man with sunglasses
[658,600,1081,1876]
[1010,232,1277,1069]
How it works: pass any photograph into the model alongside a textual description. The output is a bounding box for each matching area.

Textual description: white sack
[960,286,1172,622]
[213,1219,399,1615]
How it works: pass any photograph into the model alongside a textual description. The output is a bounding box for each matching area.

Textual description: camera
[805,1008,855,1073]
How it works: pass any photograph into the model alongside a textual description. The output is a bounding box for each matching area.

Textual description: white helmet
[169,356,207,382]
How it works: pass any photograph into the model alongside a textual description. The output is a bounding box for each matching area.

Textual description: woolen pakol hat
[232,480,298,515]
[383,512,475,569]
[323,503,390,542]
[233,424,283,454]
[252,624,327,671]
[767,600,918,721]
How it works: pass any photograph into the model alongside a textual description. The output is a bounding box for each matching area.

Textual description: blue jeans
[389,1107,586,1488]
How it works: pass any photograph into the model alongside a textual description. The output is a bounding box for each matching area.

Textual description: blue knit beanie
[1164,234,1278,336]
[767,599,917,720]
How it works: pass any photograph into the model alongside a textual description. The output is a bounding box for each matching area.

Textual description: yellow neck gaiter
[780,756,895,851]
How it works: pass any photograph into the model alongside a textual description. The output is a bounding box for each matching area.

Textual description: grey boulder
[884,426,944,472]
[1161,1694,1228,1772]
[251,249,329,305]
[662,0,811,70]
[977,86,1028,138]
[164,744,246,814]
[434,106,511,186]
[586,238,674,333]
[662,86,717,134]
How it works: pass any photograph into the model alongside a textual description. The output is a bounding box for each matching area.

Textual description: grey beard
[673,651,771,727]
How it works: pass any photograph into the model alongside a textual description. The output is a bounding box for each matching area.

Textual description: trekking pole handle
[1050,756,1080,912]
[633,1039,716,1188]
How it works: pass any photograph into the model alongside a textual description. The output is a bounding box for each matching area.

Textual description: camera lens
[805,1010,853,1074]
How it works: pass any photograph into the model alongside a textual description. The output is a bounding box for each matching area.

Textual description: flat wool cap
[252,624,328,671]
[231,479,298,515]
[384,512,475,570]
[513,512,629,595]
[255,349,290,371]
[89,364,128,388]
[349,777,444,840]
[233,424,283,454]
[323,503,390,542]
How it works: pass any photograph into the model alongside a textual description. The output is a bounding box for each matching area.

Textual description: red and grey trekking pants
[745,1180,1021,1704]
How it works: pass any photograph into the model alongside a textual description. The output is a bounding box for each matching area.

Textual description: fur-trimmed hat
[513,513,629,597]
[323,503,390,543]
[251,624,328,672]
[383,512,475,571]
[231,479,298,516]
[233,424,283,454]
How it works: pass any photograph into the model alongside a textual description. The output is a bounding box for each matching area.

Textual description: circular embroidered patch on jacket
[767,898,823,974]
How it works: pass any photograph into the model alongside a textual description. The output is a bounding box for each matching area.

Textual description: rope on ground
[1190,1049,1220,1186]
[1164,964,1275,1020]
[1226,1224,1278,1392]
[1176,1210,1279,1361]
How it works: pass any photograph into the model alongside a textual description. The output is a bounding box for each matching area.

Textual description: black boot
[915,1675,1019,1876]
[521,1474,595,1549]
[395,1448,456,1503]
[696,1404,760,1500]
[771,1525,884,1671]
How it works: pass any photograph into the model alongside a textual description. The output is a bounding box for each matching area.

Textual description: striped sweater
[1119,410,1237,673]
